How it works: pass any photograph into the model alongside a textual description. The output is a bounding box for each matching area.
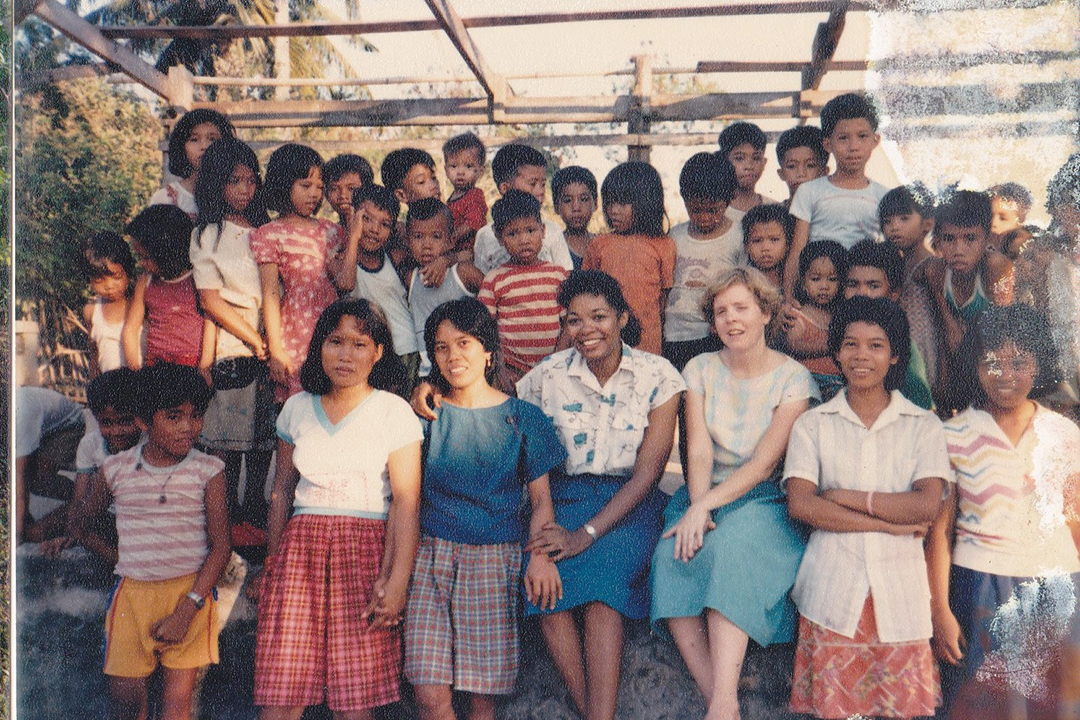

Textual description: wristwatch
[583,523,598,541]
[185,591,206,610]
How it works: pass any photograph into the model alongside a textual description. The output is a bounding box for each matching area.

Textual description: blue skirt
[523,472,666,620]
[650,480,807,647]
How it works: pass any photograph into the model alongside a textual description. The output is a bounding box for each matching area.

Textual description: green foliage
[15,79,161,311]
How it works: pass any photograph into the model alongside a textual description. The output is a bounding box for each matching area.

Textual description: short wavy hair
[701,266,783,328]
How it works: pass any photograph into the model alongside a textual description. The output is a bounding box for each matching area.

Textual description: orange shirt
[583,233,676,355]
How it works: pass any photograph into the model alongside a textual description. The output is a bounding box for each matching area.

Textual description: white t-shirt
[789,176,889,249]
[76,429,110,475]
[664,221,746,342]
[15,387,86,458]
[149,181,197,218]
[350,253,418,355]
[276,390,423,517]
[190,221,263,359]
[474,219,573,275]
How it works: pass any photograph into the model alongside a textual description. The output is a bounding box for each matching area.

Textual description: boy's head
[323,154,374,220]
[442,133,486,193]
[134,363,213,457]
[717,122,767,193]
[491,144,548,203]
[987,182,1032,237]
[553,166,598,233]
[124,205,194,279]
[679,152,738,236]
[775,125,828,196]
[380,148,439,204]
[742,204,795,274]
[491,190,544,265]
[844,238,903,300]
[819,93,880,174]
[351,184,400,256]
[879,183,935,251]
[87,368,142,455]
[933,189,992,275]
[405,197,453,265]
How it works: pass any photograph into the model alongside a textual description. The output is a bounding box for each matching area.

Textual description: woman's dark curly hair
[557,270,642,347]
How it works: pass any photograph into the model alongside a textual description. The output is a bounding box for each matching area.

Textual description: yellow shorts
[103,573,219,678]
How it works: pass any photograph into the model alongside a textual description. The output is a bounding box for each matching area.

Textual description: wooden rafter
[423,0,505,110]
[802,0,849,91]
[31,0,172,100]
[97,2,873,41]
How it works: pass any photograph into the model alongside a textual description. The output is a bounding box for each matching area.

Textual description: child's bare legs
[110,667,199,720]
[540,602,624,720]
[414,685,455,720]
[258,706,304,720]
[467,694,497,720]
[703,610,748,720]
[108,676,148,720]
[668,615,714,701]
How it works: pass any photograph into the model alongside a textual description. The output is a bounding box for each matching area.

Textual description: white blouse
[783,390,951,642]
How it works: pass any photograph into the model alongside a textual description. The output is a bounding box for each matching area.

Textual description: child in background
[348,184,422,390]
[82,231,136,377]
[785,240,848,400]
[473,144,573,275]
[663,152,741,372]
[717,121,777,221]
[843,239,935,410]
[381,148,445,285]
[405,198,483,376]
[775,125,829,208]
[785,93,889,297]
[552,165,598,269]
[253,300,422,718]
[920,189,1013,415]
[583,161,676,356]
[442,132,489,254]
[250,143,355,401]
[406,298,565,720]
[786,297,948,720]
[478,191,569,386]
[928,304,1079,717]
[987,181,1034,258]
[880,183,939,391]
[150,109,234,219]
[75,363,231,720]
[323,153,374,228]
[191,137,274,529]
[49,368,142,562]
[742,204,795,291]
[121,205,216,373]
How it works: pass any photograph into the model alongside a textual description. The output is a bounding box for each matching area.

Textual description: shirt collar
[819,389,921,431]
[566,343,634,393]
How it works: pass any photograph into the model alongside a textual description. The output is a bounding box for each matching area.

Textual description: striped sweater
[478,262,569,373]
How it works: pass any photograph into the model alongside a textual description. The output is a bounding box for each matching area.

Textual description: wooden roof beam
[422,0,507,119]
[802,0,850,93]
[98,2,873,41]
[30,0,172,101]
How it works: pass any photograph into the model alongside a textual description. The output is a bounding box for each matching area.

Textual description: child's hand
[39,535,74,559]
[419,255,450,288]
[662,502,716,562]
[151,603,197,645]
[250,338,269,362]
[780,301,803,335]
[198,365,213,388]
[931,608,965,665]
[410,381,443,421]
[524,552,563,611]
[346,204,363,241]
[268,351,295,386]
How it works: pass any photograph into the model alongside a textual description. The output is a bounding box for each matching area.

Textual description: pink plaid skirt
[254,514,401,711]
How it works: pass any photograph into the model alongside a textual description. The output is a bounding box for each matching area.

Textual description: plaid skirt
[791,594,941,719]
[254,514,401,711]
[404,535,522,695]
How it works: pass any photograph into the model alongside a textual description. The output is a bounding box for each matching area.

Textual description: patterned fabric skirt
[254,514,400,711]
[791,594,941,719]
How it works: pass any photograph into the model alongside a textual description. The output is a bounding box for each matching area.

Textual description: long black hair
[195,137,269,242]
[299,299,407,397]
[167,109,234,179]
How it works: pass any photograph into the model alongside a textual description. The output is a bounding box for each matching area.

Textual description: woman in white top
[785,296,949,719]
[149,109,234,219]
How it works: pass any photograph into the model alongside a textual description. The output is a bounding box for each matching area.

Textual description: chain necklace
[135,457,181,504]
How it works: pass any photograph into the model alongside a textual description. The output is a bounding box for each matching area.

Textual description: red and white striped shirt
[103,445,224,582]
[478,262,568,373]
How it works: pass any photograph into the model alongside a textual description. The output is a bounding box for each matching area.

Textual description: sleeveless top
[944,268,989,323]
[90,299,124,372]
[350,253,418,356]
[144,272,204,366]
[408,265,472,376]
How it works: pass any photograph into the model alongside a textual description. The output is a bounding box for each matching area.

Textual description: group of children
[42,91,1078,719]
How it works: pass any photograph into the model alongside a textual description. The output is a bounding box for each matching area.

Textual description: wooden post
[627,54,653,162]
[274,0,290,101]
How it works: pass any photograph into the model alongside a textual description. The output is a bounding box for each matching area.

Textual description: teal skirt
[524,472,666,620]
[650,480,807,646]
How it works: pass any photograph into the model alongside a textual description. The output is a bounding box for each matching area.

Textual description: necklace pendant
[159,494,167,504]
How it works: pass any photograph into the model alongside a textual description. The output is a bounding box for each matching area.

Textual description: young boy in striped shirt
[76,363,231,720]
[478,190,570,387]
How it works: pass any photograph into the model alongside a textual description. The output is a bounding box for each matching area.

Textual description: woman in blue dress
[650,267,818,720]
[520,270,685,720]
